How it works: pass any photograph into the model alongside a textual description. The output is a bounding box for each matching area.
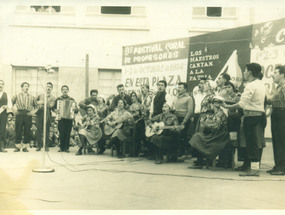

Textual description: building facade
[0,1,284,102]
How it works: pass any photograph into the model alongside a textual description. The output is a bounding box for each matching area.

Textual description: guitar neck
[162,125,178,130]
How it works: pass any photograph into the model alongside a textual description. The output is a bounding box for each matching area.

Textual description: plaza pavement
[0,141,284,215]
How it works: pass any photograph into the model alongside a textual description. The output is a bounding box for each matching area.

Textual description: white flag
[215,50,243,88]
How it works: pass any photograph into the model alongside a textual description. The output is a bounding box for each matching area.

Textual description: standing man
[78,89,99,116]
[173,82,194,159]
[150,80,172,118]
[110,84,132,112]
[140,84,152,117]
[223,63,266,177]
[12,82,37,152]
[0,80,12,152]
[54,85,78,153]
[267,65,285,175]
[36,82,55,151]
[192,77,207,131]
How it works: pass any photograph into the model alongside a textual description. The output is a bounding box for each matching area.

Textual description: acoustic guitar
[104,121,123,136]
[78,119,103,144]
[145,121,184,137]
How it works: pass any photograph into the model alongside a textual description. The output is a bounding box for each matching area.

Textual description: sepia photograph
[0,0,285,214]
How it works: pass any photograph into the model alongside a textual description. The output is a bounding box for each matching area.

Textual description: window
[101,6,131,15]
[30,6,61,13]
[98,69,121,97]
[192,7,236,18]
[13,66,59,97]
[206,7,222,17]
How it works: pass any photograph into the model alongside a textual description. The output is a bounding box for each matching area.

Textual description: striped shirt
[12,92,37,111]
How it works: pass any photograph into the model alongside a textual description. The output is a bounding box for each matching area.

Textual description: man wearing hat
[223,63,266,177]
[0,80,12,152]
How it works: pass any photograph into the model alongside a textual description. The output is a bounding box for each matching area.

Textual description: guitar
[104,121,123,136]
[78,120,103,145]
[145,121,184,137]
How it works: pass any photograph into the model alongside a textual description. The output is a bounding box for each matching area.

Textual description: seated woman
[189,95,231,169]
[195,80,216,132]
[96,96,109,154]
[76,105,102,155]
[105,99,134,158]
[147,102,180,164]
[129,91,145,156]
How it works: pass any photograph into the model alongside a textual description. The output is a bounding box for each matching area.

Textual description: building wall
[0,1,284,102]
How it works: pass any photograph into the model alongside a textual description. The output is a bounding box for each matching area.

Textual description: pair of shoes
[178,155,192,161]
[45,148,49,152]
[266,168,276,173]
[239,169,259,177]
[155,160,163,164]
[88,151,96,155]
[98,150,104,155]
[270,171,285,176]
[36,147,41,151]
[0,149,7,153]
[76,151,82,156]
[22,148,29,152]
[188,165,203,169]
[234,165,250,171]
[14,148,20,152]
[65,149,70,153]
[216,162,225,168]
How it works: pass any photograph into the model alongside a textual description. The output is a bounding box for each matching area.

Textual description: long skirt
[79,125,102,145]
[150,131,178,151]
[189,129,230,160]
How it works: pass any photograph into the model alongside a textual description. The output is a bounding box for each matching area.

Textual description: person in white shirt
[0,80,12,152]
[223,63,266,177]
[192,78,207,131]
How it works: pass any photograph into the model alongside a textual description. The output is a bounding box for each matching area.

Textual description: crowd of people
[0,62,285,177]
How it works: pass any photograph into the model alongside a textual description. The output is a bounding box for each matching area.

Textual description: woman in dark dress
[148,102,180,164]
[189,95,231,169]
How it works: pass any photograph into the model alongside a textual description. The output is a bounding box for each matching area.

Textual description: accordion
[56,100,75,120]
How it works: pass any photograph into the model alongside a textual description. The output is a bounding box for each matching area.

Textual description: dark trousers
[36,113,51,149]
[243,115,265,162]
[58,118,73,151]
[15,112,32,144]
[109,137,122,156]
[271,110,285,171]
[177,116,194,156]
[0,111,7,148]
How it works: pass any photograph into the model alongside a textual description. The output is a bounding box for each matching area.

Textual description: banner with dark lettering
[187,25,252,91]
[122,37,190,95]
[250,18,285,94]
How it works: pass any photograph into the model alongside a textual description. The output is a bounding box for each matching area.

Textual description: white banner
[122,59,188,96]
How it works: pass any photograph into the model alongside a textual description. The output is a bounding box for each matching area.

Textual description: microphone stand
[33,68,55,173]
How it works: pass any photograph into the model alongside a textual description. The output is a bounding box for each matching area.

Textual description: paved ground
[0,141,285,215]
